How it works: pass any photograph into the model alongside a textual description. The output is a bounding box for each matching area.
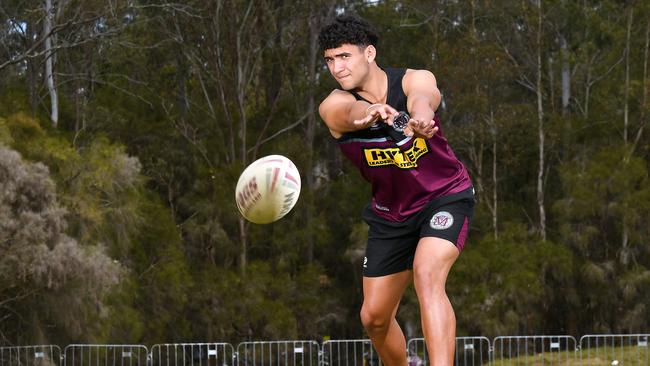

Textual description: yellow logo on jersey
[364,138,429,169]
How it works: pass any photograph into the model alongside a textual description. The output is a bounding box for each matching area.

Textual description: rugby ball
[235,155,301,224]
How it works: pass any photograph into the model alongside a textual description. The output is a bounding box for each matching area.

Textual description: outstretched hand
[404,117,438,139]
[353,104,399,128]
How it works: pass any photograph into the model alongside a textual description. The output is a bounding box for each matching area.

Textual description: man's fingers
[408,119,421,129]
[404,118,438,138]
[386,112,397,125]
[376,105,398,122]
[353,114,372,126]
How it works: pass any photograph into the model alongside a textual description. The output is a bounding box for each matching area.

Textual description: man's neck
[355,64,387,104]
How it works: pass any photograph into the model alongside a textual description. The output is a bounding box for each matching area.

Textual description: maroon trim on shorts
[456,217,470,252]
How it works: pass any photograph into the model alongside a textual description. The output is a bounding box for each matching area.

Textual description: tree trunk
[489,110,498,239]
[560,0,570,117]
[467,128,485,224]
[236,1,255,274]
[627,20,649,161]
[305,1,335,263]
[548,55,555,114]
[621,8,634,256]
[26,20,38,118]
[536,0,546,241]
[560,35,571,116]
[305,7,320,264]
[560,33,571,160]
[74,77,81,132]
[44,0,58,127]
[238,217,247,271]
[584,62,592,118]
[176,50,189,122]
[623,8,633,145]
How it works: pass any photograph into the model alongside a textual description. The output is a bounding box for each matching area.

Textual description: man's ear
[365,45,376,63]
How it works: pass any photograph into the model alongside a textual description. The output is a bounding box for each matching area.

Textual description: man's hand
[404,116,438,139]
[353,104,399,128]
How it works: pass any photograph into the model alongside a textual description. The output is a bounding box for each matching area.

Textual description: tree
[450,225,574,336]
[0,142,123,344]
[0,0,132,127]
[555,147,650,332]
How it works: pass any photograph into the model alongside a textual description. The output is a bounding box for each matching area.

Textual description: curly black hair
[318,15,379,52]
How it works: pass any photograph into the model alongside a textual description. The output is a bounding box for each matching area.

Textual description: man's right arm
[318,90,397,138]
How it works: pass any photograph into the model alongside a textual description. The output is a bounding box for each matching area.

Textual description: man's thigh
[362,271,412,316]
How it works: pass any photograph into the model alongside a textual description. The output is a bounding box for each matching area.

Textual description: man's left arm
[403,69,441,138]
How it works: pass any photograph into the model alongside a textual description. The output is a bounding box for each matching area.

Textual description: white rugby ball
[235,155,301,224]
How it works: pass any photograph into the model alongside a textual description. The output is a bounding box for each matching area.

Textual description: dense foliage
[1,0,649,345]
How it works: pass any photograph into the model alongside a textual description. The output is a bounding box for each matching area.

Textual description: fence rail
[492,335,577,365]
[150,343,235,366]
[236,340,319,366]
[321,339,379,366]
[580,334,649,365]
[0,345,62,366]
[63,345,149,366]
[3,334,649,365]
[407,337,491,365]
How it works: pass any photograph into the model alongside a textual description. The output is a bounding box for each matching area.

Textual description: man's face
[323,44,371,90]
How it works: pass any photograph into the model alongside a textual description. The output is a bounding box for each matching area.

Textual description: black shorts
[361,188,475,277]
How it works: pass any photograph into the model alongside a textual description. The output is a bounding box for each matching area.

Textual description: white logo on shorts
[363,257,368,268]
[430,211,454,230]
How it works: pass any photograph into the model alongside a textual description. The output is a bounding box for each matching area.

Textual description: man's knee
[413,266,446,290]
[413,264,433,280]
[360,305,390,332]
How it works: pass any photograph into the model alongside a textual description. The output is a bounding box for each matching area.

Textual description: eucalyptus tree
[0,0,132,127]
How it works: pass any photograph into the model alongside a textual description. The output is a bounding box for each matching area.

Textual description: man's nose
[334,59,345,73]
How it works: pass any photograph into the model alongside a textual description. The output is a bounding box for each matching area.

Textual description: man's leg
[360,271,412,366]
[412,237,460,366]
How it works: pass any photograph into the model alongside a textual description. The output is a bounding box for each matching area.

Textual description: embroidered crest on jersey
[363,138,429,169]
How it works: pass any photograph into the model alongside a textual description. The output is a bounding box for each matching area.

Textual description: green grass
[492,349,578,366]
[580,344,649,366]
[492,345,649,365]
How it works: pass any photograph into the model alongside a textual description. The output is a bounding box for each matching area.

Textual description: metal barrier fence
[492,336,577,365]
[407,337,491,366]
[150,343,235,366]
[321,339,379,366]
[580,334,649,365]
[0,345,62,366]
[63,345,149,366]
[236,341,319,366]
[4,334,650,365]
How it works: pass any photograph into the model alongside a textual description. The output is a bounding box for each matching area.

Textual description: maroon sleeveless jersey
[336,67,472,222]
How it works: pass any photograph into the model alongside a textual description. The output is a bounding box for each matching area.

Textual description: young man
[318,15,475,366]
